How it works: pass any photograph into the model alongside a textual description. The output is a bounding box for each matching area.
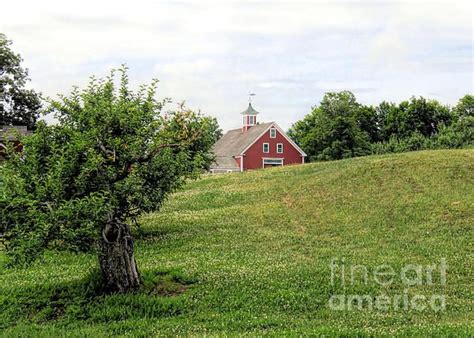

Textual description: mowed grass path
[1,149,473,336]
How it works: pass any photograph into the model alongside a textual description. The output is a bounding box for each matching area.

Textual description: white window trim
[243,115,256,126]
[262,143,269,153]
[276,143,283,153]
[270,127,276,138]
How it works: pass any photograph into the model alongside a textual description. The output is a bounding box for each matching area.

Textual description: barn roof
[213,122,273,157]
[0,125,32,141]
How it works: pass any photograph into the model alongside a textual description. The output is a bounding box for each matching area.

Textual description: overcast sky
[1,0,472,130]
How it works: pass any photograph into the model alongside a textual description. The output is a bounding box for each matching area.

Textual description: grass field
[1,149,473,336]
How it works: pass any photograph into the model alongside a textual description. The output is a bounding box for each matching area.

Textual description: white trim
[270,127,276,138]
[262,157,284,168]
[233,155,244,172]
[276,143,283,153]
[262,142,269,153]
[262,157,284,161]
[239,122,307,157]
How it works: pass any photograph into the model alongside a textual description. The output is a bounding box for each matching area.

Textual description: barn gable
[241,123,306,170]
[240,123,306,158]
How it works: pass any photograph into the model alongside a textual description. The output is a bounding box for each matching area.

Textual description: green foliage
[0,150,472,335]
[452,94,474,118]
[288,91,371,161]
[391,96,451,138]
[0,67,219,265]
[433,116,474,148]
[372,132,429,154]
[356,104,382,142]
[290,92,472,161]
[0,33,41,129]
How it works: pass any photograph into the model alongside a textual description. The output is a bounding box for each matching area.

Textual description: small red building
[0,125,31,160]
[211,103,306,173]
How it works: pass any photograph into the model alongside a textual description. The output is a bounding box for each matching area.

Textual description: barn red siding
[243,127,303,170]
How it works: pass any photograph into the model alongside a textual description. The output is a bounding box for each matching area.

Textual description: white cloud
[1,0,472,130]
[316,80,379,92]
[158,59,214,76]
[369,27,408,67]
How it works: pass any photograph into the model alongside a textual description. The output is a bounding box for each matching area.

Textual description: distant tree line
[288,91,473,161]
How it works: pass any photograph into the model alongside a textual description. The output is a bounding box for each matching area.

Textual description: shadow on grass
[0,268,195,328]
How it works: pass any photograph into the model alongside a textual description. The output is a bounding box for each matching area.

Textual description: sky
[1,0,473,131]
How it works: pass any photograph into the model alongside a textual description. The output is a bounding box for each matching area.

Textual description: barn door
[263,158,283,168]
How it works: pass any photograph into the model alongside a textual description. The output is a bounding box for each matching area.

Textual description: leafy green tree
[289,91,371,161]
[376,101,401,141]
[453,94,474,118]
[379,97,451,140]
[430,94,474,148]
[0,67,219,292]
[401,97,451,137]
[0,33,41,129]
[355,104,382,143]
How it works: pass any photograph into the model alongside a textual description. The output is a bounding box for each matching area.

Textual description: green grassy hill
[1,149,473,336]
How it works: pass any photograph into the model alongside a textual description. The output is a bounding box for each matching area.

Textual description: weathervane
[248,93,256,103]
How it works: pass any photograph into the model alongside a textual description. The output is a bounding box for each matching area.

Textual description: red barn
[0,125,31,160]
[210,103,306,173]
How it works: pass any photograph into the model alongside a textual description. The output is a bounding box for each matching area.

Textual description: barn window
[277,143,283,153]
[263,143,269,153]
[270,127,276,138]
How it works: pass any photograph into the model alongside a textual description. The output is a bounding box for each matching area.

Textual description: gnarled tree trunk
[99,220,140,293]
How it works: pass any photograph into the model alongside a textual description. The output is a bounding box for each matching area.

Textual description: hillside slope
[1,149,473,336]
